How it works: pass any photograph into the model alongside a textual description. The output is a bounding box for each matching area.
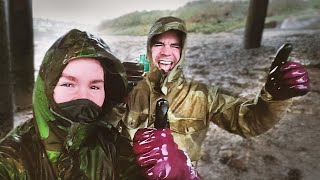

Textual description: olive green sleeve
[209,86,292,138]
[0,155,28,180]
[121,80,152,140]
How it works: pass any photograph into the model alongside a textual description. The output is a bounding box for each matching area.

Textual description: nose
[78,87,90,100]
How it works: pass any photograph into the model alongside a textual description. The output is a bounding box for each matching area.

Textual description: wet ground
[16,14,320,179]
[100,20,320,179]
[186,29,320,180]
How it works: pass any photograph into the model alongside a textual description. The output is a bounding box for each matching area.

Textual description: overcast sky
[32,0,194,24]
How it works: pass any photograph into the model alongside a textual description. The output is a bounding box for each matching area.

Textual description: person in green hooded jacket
[121,16,310,177]
[0,29,128,179]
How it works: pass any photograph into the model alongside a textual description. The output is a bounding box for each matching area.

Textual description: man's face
[53,58,105,107]
[151,30,181,73]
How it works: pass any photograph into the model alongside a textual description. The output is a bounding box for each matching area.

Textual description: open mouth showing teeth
[159,60,172,65]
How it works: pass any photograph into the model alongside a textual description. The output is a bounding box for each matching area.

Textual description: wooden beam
[9,0,34,111]
[0,0,14,138]
[244,0,269,49]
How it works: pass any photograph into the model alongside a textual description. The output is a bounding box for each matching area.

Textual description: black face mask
[56,99,103,124]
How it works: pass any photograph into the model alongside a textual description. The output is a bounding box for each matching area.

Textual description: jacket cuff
[260,86,293,104]
[261,86,274,101]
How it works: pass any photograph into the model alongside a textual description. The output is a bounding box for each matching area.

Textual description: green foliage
[100,25,151,36]
[309,0,320,9]
[266,0,320,26]
[175,0,247,22]
[98,0,318,36]
[98,10,173,35]
[188,17,245,33]
[98,0,249,35]
[267,0,308,16]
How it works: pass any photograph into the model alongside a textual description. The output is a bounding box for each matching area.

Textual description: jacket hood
[33,29,128,140]
[146,16,187,89]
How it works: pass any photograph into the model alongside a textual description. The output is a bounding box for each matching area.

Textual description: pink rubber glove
[265,43,310,100]
[133,128,200,180]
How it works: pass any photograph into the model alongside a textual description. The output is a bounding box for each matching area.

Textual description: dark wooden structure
[244,0,269,49]
[9,0,34,111]
[0,0,34,137]
[0,0,14,137]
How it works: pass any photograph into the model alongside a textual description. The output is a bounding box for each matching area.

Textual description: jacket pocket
[125,111,149,129]
[169,118,207,161]
[170,118,206,135]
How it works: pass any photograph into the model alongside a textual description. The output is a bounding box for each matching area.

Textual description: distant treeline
[97,0,320,35]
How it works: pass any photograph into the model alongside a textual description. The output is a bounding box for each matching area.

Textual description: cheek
[53,87,72,104]
[151,55,159,67]
[173,51,181,62]
[92,89,105,107]
[151,49,160,60]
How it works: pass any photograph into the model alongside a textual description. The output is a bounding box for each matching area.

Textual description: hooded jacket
[121,16,292,163]
[0,29,127,179]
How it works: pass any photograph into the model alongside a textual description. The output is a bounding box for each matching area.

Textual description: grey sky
[32,0,194,24]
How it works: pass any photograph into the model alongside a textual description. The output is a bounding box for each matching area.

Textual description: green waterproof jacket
[0,29,128,179]
[121,16,292,163]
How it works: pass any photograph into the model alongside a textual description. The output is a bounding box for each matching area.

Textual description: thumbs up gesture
[265,43,310,100]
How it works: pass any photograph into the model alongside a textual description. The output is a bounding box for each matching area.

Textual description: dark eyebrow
[153,41,181,46]
[91,80,104,84]
[60,74,76,81]
[152,41,163,45]
[60,74,104,84]
[170,43,181,46]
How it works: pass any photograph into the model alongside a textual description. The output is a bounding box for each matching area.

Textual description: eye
[61,83,74,87]
[153,43,164,47]
[90,85,101,90]
[171,44,181,49]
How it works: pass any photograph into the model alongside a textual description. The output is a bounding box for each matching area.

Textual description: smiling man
[120,16,310,179]
[151,30,182,73]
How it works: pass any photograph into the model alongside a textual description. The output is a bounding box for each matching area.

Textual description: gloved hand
[265,43,310,100]
[133,128,200,180]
